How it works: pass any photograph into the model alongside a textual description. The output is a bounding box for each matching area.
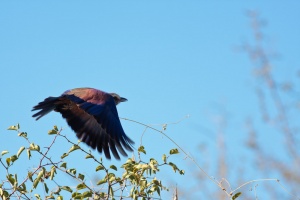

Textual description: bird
[32,87,134,160]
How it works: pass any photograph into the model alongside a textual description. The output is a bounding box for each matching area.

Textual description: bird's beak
[120,97,128,102]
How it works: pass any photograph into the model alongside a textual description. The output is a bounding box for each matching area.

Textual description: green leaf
[169,148,179,155]
[27,149,31,160]
[108,173,116,182]
[7,124,19,131]
[60,162,67,169]
[10,155,18,162]
[78,173,85,181]
[14,174,18,187]
[149,159,158,172]
[61,153,69,159]
[29,143,34,150]
[85,154,94,159]
[44,183,49,194]
[110,165,117,171]
[76,183,86,190]
[152,178,160,185]
[17,147,25,157]
[67,168,76,175]
[168,162,178,172]
[96,165,105,171]
[6,157,10,166]
[82,191,92,198]
[48,130,57,135]
[68,145,80,153]
[18,132,27,138]
[34,194,41,200]
[109,186,114,197]
[130,186,135,196]
[50,167,56,180]
[46,195,55,199]
[96,178,107,185]
[138,146,146,154]
[139,179,147,188]
[13,174,18,187]
[35,144,40,151]
[48,126,59,134]
[57,196,63,200]
[162,154,167,163]
[0,189,9,199]
[19,182,27,192]
[28,171,33,182]
[33,170,44,188]
[61,186,73,193]
[1,150,9,156]
[72,192,81,199]
[143,164,150,170]
[32,178,39,189]
[7,174,15,185]
[232,192,242,200]
[29,143,40,151]
[157,187,161,196]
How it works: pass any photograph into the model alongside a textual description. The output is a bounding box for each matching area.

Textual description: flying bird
[32,87,134,160]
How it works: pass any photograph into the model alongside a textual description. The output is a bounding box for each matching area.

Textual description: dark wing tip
[32,97,59,120]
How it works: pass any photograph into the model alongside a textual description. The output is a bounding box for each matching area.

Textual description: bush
[0,124,184,200]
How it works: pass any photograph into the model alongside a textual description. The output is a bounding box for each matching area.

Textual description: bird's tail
[32,97,59,120]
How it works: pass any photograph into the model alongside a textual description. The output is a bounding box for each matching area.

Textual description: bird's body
[32,87,134,160]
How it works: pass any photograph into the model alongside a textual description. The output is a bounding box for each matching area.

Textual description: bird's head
[110,93,128,105]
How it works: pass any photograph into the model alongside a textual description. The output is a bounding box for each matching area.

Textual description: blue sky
[1,1,300,199]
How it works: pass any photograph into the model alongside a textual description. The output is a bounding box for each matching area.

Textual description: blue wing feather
[32,88,134,160]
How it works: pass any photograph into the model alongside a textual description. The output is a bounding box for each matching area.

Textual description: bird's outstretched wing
[60,94,134,159]
[32,88,134,160]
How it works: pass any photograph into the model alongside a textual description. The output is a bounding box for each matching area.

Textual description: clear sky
[1,1,299,199]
